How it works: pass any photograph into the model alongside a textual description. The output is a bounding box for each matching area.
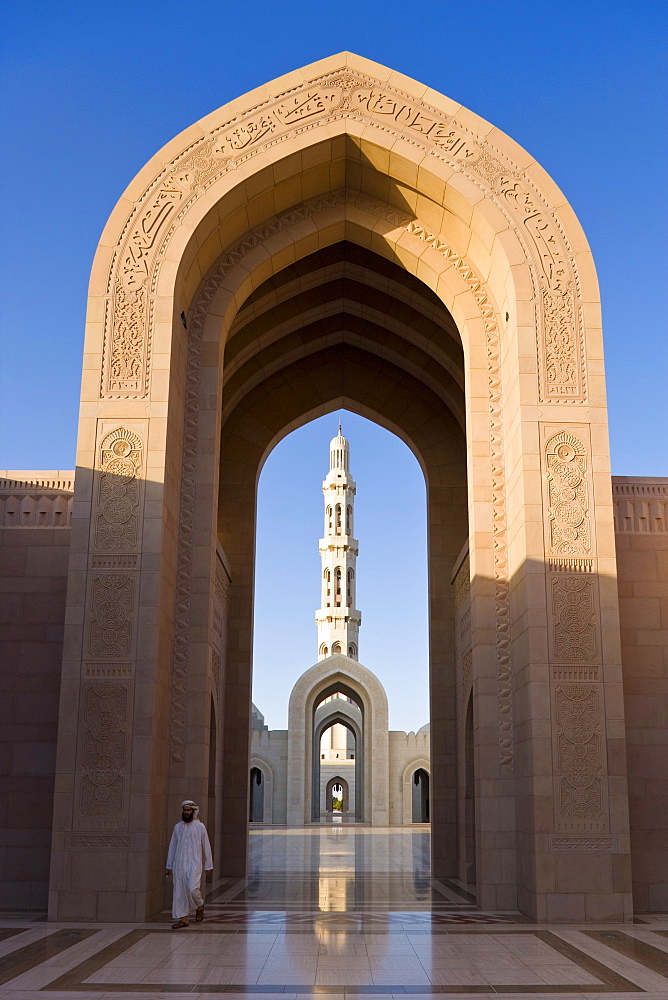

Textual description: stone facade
[613,478,668,912]
[0,55,665,922]
[0,473,73,909]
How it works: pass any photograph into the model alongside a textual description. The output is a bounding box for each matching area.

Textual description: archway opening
[213,160,467,880]
[249,766,264,823]
[412,768,430,823]
[249,410,439,839]
[313,701,362,822]
[326,777,349,815]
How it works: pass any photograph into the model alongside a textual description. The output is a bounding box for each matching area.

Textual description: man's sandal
[171,918,189,929]
[195,906,204,922]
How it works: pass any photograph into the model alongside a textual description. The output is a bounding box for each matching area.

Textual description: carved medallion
[545,431,590,555]
[95,427,143,552]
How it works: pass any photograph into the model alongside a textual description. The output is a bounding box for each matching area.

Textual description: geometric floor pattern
[0,824,666,998]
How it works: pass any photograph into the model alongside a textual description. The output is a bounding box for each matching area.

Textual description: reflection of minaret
[316,426,360,660]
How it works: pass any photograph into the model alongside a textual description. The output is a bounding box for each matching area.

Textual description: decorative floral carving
[68,834,132,849]
[497,176,584,402]
[107,282,146,395]
[88,575,134,658]
[452,553,470,612]
[95,427,143,552]
[545,431,590,555]
[550,836,614,852]
[215,558,231,606]
[552,575,597,663]
[460,608,471,641]
[462,651,473,700]
[211,649,221,699]
[79,682,128,820]
[554,684,605,829]
[542,288,580,398]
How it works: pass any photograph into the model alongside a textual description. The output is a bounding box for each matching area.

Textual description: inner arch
[214,232,469,877]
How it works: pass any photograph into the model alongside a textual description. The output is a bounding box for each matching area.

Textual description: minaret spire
[316,426,361,659]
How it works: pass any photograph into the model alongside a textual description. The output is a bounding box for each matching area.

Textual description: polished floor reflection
[0,825,666,997]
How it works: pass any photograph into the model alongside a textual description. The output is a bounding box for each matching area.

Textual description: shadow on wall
[1,457,665,920]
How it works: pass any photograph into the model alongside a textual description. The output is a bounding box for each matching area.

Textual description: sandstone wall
[0,474,73,909]
[613,477,668,912]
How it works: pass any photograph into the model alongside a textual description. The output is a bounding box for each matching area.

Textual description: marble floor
[0,824,666,999]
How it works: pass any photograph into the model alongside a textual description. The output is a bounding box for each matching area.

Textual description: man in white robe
[165,799,213,928]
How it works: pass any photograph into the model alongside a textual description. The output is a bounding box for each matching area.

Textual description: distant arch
[401,756,431,825]
[326,775,349,813]
[287,654,389,825]
[249,755,274,825]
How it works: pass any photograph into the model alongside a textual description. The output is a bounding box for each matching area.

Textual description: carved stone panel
[550,836,615,852]
[452,553,470,613]
[552,683,609,833]
[211,649,221,701]
[75,681,130,830]
[461,651,473,703]
[100,65,587,403]
[94,426,143,552]
[88,574,135,659]
[550,575,597,663]
[543,429,591,557]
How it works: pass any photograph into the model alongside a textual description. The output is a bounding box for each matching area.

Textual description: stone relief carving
[545,431,590,556]
[68,834,132,849]
[552,664,599,682]
[88,574,135,658]
[404,221,513,770]
[452,553,470,612]
[211,649,221,700]
[550,836,614,852]
[84,662,133,678]
[213,558,230,637]
[547,557,593,573]
[78,682,129,824]
[101,69,586,405]
[215,557,231,606]
[552,575,597,663]
[462,651,473,701]
[94,427,143,552]
[554,683,606,831]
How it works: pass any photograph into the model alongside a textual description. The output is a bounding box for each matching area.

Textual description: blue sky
[1,2,665,728]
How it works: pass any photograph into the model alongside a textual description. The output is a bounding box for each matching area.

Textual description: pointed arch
[50,52,627,925]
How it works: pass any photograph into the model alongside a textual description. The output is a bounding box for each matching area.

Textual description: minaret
[316,426,361,659]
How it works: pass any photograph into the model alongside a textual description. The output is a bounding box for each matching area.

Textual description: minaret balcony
[315,609,361,623]
[318,538,359,551]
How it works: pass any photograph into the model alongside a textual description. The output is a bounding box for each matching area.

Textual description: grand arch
[50,53,630,924]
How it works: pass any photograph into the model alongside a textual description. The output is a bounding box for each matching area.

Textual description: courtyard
[0,825,665,997]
